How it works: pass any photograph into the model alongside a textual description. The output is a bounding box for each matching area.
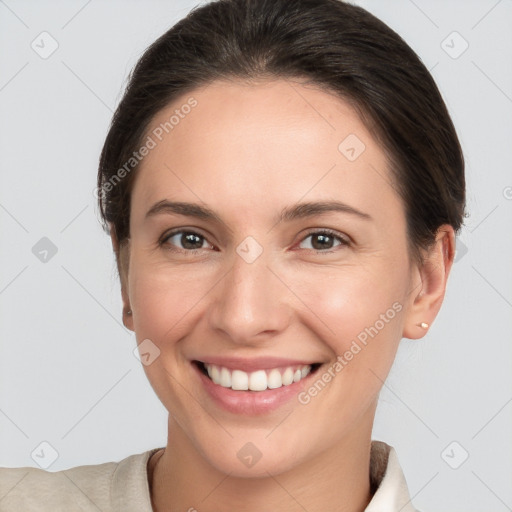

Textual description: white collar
[365,440,418,511]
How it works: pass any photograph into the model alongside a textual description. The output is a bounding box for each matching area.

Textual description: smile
[196,361,321,391]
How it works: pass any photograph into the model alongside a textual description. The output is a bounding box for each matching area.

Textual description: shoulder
[0,449,160,512]
[0,459,119,511]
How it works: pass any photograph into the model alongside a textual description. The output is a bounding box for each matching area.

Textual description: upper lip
[194,356,320,372]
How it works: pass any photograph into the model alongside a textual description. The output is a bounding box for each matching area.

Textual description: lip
[192,360,321,415]
[194,356,319,372]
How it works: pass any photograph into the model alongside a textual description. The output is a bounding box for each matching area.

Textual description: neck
[150,410,376,512]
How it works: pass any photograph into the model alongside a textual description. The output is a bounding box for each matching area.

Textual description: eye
[159,228,349,254]
[160,229,214,253]
[297,229,350,253]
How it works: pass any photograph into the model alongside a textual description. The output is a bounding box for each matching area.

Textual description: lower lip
[193,362,318,415]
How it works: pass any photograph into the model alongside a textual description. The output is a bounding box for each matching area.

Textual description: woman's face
[121,79,424,476]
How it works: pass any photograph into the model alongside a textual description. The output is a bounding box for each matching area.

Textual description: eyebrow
[145,199,372,225]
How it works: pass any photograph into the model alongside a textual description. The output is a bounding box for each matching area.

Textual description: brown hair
[97,0,466,266]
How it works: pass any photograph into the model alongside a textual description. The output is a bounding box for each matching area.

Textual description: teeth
[204,363,313,391]
[219,367,231,387]
[210,365,220,384]
[267,369,282,389]
[248,370,267,391]
[282,367,294,386]
[231,369,249,390]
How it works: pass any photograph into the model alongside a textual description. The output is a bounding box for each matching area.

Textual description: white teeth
[231,369,249,390]
[267,369,282,389]
[203,363,314,391]
[220,367,231,387]
[282,367,294,386]
[211,365,220,385]
[248,370,267,391]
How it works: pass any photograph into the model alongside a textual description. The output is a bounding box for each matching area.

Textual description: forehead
[130,79,403,228]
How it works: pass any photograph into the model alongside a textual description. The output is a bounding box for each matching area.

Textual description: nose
[207,246,291,345]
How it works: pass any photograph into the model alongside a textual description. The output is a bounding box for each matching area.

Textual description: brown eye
[161,230,211,252]
[298,230,349,252]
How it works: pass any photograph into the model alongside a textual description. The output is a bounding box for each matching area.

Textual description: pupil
[312,234,332,250]
[182,233,202,249]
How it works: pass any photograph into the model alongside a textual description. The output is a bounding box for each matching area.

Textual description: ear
[109,224,134,331]
[402,224,456,339]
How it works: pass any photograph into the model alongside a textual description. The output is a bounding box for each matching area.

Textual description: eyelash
[158,228,350,255]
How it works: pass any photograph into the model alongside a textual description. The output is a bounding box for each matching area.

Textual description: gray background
[0,0,511,510]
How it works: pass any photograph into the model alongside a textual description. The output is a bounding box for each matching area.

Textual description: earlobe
[120,267,134,332]
[123,306,134,331]
[402,225,455,340]
[109,224,134,331]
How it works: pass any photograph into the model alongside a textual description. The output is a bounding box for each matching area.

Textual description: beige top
[0,441,418,511]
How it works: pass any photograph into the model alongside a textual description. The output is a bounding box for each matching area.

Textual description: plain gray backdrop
[0,1,511,510]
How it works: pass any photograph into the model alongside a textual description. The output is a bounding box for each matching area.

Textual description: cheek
[126,257,213,411]
[293,262,407,372]
[128,251,215,343]
[293,270,406,423]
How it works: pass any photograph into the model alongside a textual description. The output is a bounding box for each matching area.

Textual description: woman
[0,0,465,510]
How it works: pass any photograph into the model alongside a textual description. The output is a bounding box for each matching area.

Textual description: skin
[111,78,455,512]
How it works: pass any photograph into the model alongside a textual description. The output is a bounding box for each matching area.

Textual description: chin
[195,432,309,479]
[207,450,302,479]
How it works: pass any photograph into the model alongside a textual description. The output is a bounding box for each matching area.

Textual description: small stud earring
[419,322,429,329]
[126,309,132,316]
